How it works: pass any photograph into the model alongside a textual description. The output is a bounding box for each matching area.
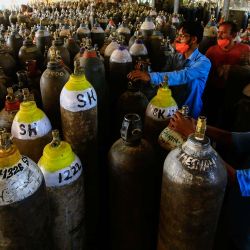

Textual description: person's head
[218,21,238,40]
[217,21,238,49]
[174,21,204,55]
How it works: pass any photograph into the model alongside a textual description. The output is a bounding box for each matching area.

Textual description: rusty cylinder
[0,129,50,250]
[108,113,157,250]
[158,117,227,250]
[11,89,52,163]
[40,49,70,130]
[60,63,98,248]
[38,130,85,250]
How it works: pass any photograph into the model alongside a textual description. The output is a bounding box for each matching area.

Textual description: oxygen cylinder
[140,16,155,40]
[40,48,70,130]
[104,39,119,73]
[144,77,178,146]
[60,62,98,248]
[18,37,43,69]
[65,34,81,69]
[158,105,189,152]
[116,22,131,45]
[38,130,85,250]
[77,23,91,40]
[35,25,52,55]
[0,129,50,249]
[108,113,157,250]
[117,81,148,133]
[0,72,7,110]
[48,36,71,69]
[91,23,105,49]
[0,88,20,132]
[0,44,16,78]
[129,38,148,65]
[79,48,107,112]
[148,30,164,72]
[11,89,52,163]
[59,24,71,39]
[6,28,23,58]
[109,45,132,105]
[158,117,227,250]
[9,11,18,26]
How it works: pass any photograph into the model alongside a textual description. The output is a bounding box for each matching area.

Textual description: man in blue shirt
[128,21,211,119]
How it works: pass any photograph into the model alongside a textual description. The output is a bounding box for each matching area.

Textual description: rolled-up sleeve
[149,57,211,86]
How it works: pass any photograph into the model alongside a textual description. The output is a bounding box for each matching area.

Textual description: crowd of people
[128,16,250,249]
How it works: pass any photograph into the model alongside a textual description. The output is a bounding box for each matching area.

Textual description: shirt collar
[187,48,199,62]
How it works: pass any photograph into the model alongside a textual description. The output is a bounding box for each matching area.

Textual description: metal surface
[158,135,227,250]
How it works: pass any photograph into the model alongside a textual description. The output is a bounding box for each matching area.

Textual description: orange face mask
[175,42,189,54]
[217,39,230,49]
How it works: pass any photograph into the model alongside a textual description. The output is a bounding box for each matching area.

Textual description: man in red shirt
[203,21,250,125]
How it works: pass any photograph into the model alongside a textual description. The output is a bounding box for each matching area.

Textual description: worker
[204,21,250,125]
[128,21,211,119]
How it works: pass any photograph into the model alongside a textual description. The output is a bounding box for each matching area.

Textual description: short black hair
[179,21,204,44]
[219,21,238,34]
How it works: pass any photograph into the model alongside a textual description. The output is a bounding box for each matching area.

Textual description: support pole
[174,0,179,14]
[222,0,230,20]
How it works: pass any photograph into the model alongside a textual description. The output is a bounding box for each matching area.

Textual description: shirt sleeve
[149,57,211,86]
[236,170,250,196]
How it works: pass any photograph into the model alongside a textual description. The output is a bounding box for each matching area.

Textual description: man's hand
[169,111,196,137]
[127,70,150,82]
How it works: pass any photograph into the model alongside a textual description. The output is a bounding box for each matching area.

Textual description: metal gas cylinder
[117,81,148,132]
[18,37,43,69]
[116,22,131,45]
[148,30,164,72]
[9,11,17,25]
[91,23,105,49]
[65,33,81,69]
[6,28,24,58]
[60,62,98,248]
[158,105,189,152]
[77,23,91,40]
[59,24,71,39]
[11,89,52,163]
[40,49,70,129]
[104,38,119,72]
[144,77,178,146]
[48,36,71,68]
[140,16,155,40]
[38,130,85,250]
[129,38,148,65]
[0,129,50,249]
[0,44,16,78]
[79,47,107,112]
[158,117,227,250]
[0,71,7,110]
[0,88,20,132]
[108,113,157,250]
[109,45,133,105]
[35,25,52,55]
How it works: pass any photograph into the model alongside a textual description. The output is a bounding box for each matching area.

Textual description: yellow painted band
[150,87,177,108]
[38,141,75,172]
[14,101,44,123]
[0,146,21,168]
[64,74,92,91]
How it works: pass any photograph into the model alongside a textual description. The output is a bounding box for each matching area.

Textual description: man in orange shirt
[203,21,250,126]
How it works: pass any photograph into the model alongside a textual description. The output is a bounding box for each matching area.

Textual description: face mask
[217,38,230,49]
[175,42,190,54]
